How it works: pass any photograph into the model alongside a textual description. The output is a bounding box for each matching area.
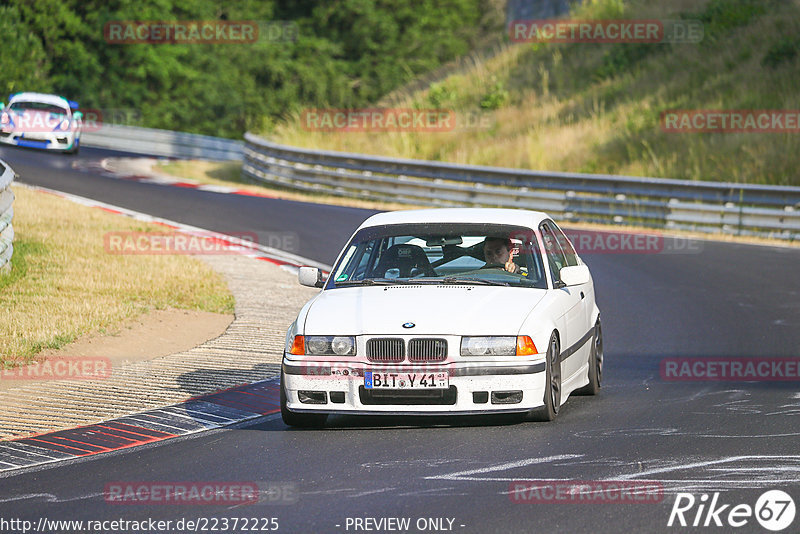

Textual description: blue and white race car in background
[0,92,83,154]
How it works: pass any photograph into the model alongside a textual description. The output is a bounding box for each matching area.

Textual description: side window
[540,223,567,285]
[550,222,578,267]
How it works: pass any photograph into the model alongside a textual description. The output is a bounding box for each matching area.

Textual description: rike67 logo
[668,490,795,531]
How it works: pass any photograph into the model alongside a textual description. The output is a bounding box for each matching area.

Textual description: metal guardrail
[81,124,243,161]
[242,133,800,240]
[0,160,16,273]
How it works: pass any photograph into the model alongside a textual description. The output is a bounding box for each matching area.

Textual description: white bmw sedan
[281,208,602,427]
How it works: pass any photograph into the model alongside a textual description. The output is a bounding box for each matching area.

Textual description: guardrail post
[737,187,744,237]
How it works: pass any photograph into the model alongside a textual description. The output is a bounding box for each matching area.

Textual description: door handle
[580,291,585,299]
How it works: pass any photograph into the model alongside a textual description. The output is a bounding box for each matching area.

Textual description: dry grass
[0,186,234,366]
[265,0,800,186]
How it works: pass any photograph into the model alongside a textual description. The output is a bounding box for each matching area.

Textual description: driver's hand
[504,252,519,273]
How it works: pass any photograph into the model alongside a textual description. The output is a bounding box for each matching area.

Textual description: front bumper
[282,356,547,415]
[0,130,78,151]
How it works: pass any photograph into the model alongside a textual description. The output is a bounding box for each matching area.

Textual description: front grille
[366,338,405,362]
[408,338,448,362]
[359,386,457,405]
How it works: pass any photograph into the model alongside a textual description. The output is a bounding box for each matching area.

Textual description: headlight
[461,336,516,356]
[461,336,538,356]
[304,336,356,356]
[331,336,355,355]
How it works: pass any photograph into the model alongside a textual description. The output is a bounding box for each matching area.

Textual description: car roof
[358,208,550,230]
[9,92,71,108]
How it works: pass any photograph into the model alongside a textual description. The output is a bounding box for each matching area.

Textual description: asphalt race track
[1,145,799,533]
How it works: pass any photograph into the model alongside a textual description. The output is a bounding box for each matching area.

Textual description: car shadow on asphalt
[319,412,529,430]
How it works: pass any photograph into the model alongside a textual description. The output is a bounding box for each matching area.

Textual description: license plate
[364,371,448,389]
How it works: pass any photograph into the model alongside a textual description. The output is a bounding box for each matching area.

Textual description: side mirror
[298,266,324,288]
[559,265,591,286]
[73,111,83,120]
[0,103,4,110]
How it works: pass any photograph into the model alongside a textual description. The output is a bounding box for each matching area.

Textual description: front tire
[576,319,603,395]
[280,371,328,428]
[528,332,561,422]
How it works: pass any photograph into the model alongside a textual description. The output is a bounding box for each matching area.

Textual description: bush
[696,0,768,37]
[594,43,669,80]
[574,0,627,19]
[428,83,458,108]
[763,36,800,68]
[479,78,509,110]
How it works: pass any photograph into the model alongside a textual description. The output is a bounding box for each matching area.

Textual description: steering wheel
[480,263,506,270]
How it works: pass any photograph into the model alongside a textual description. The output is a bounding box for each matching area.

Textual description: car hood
[303,285,546,336]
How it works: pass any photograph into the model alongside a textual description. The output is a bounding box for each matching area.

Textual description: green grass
[0,240,46,292]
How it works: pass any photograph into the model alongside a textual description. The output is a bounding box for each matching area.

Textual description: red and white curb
[73,158,281,199]
[0,379,282,474]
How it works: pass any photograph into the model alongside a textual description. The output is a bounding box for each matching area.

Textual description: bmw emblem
[402,322,415,329]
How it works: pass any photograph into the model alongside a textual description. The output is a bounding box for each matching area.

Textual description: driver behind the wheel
[483,237,519,273]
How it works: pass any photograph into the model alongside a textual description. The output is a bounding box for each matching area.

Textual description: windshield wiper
[335,278,416,286]
[439,277,510,287]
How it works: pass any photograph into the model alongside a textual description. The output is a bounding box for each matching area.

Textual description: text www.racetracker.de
[0,516,280,533]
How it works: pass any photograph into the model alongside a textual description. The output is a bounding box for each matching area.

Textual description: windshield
[329,223,547,289]
[8,101,69,116]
